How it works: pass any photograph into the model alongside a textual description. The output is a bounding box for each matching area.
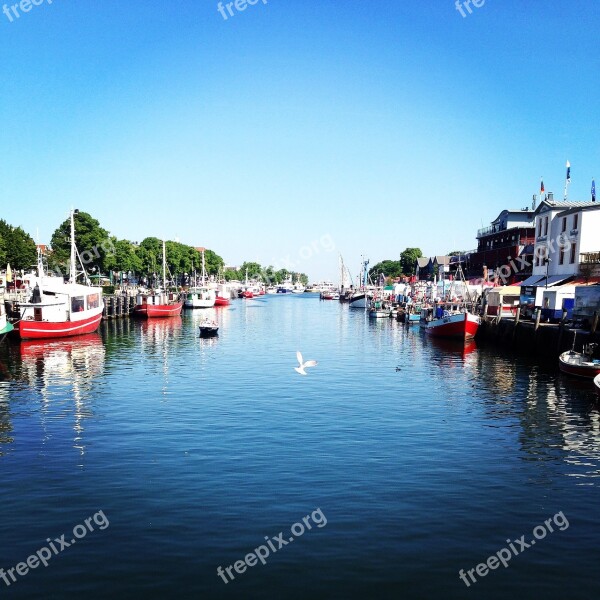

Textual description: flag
[566,160,571,183]
[6,263,12,283]
[593,179,596,202]
[540,178,545,194]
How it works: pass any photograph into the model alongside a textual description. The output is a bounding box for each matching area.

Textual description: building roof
[534,199,597,216]
[555,202,600,217]
[416,257,430,268]
[433,256,451,265]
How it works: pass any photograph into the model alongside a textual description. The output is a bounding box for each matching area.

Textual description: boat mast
[202,249,206,286]
[162,240,167,290]
[69,209,76,284]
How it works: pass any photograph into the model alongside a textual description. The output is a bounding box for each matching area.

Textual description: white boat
[265,286,277,294]
[11,211,104,340]
[184,249,216,308]
[185,286,216,308]
[594,374,600,397]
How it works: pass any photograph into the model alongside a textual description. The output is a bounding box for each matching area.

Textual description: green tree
[0,233,6,266]
[49,211,111,276]
[0,220,37,270]
[369,259,403,280]
[400,248,423,277]
[106,239,143,274]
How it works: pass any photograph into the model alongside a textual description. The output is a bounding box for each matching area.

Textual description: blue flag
[566,160,571,183]
[593,179,596,202]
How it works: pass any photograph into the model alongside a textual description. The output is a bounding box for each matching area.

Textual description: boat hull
[422,312,480,340]
[133,302,183,318]
[558,352,600,378]
[594,374,600,397]
[214,296,230,306]
[348,294,367,308]
[15,311,102,340]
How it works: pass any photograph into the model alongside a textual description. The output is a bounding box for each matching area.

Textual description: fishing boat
[558,343,600,378]
[419,264,480,340]
[185,250,216,308]
[420,306,481,340]
[368,298,393,318]
[277,278,294,294]
[199,319,219,337]
[265,286,277,294]
[133,241,183,318]
[404,303,422,324]
[594,374,600,397]
[10,210,104,339]
[348,258,370,309]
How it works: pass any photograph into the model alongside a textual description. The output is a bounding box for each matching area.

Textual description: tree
[369,259,403,280]
[0,232,6,265]
[400,248,423,277]
[105,239,143,274]
[447,250,467,257]
[49,211,111,276]
[0,220,37,270]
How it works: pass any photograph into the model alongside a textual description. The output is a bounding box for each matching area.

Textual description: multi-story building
[518,197,600,313]
[469,207,536,284]
[531,199,600,281]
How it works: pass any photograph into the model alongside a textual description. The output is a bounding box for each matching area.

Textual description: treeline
[369,248,424,279]
[1,211,308,285]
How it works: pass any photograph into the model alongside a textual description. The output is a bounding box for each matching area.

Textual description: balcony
[580,251,600,264]
[477,224,506,238]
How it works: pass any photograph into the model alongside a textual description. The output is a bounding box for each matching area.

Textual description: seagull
[295,351,318,375]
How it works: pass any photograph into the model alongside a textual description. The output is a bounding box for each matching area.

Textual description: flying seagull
[295,351,318,376]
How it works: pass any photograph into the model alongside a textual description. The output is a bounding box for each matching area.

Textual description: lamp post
[544,257,551,288]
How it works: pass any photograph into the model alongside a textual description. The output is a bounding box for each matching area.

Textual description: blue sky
[1,0,599,281]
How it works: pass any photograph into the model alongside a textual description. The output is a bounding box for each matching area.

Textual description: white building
[531,198,600,281]
[518,195,600,313]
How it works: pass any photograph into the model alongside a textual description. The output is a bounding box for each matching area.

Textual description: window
[559,247,565,265]
[573,213,579,230]
[71,296,85,312]
[538,218,542,236]
[87,293,100,309]
[570,242,577,264]
[562,217,567,232]
[544,216,548,235]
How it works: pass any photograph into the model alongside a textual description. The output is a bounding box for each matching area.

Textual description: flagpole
[564,160,571,201]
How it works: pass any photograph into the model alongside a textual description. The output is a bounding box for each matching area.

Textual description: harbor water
[0,294,599,599]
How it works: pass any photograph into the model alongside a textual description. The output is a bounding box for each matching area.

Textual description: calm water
[1,294,599,599]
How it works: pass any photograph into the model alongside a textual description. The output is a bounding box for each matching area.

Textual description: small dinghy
[199,319,219,337]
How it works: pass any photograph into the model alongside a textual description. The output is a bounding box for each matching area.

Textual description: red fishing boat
[214,295,230,307]
[420,308,480,340]
[11,210,104,340]
[133,240,183,318]
[558,343,600,378]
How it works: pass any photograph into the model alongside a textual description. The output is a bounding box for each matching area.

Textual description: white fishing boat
[11,210,104,340]
[184,249,216,308]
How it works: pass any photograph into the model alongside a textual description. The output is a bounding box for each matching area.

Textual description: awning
[518,275,546,286]
[541,275,572,287]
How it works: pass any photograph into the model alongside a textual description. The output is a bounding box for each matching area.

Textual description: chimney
[547,192,554,201]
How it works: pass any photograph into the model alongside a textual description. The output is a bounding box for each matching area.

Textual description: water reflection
[17,334,105,456]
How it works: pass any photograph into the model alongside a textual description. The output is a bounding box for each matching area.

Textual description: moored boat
[594,374,600,396]
[420,305,480,340]
[558,343,600,378]
[10,210,104,340]
[184,286,216,308]
[133,240,183,318]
